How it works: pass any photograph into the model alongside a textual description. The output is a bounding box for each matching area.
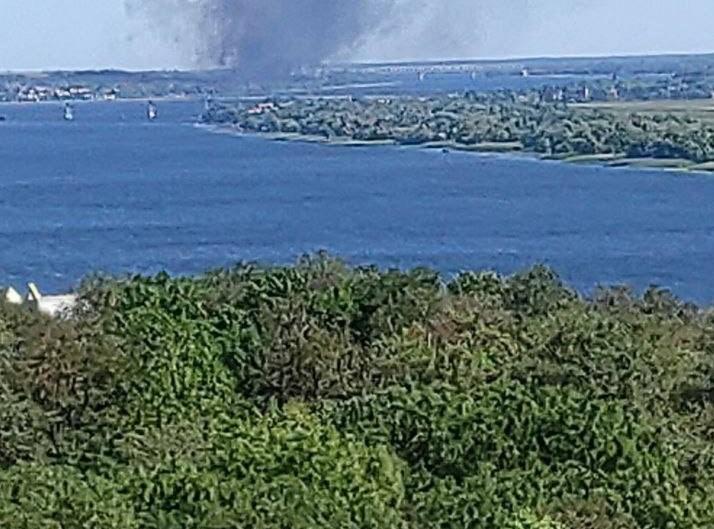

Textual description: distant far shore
[198,124,714,176]
[0,94,196,106]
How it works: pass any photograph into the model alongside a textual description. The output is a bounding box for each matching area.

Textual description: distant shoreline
[0,94,196,107]
[197,124,714,176]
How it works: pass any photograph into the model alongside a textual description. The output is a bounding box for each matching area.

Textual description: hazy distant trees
[204,94,714,164]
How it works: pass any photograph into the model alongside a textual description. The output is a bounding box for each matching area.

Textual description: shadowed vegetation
[1,255,713,528]
[204,95,714,168]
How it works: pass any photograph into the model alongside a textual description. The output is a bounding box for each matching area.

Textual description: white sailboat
[147,101,158,121]
[63,103,74,121]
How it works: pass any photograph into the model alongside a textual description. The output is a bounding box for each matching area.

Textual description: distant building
[35,86,53,99]
[19,90,38,102]
[54,88,72,100]
[247,102,277,115]
[540,87,565,103]
[68,86,94,100]
[18,86,46,102]
[102,88,119,101]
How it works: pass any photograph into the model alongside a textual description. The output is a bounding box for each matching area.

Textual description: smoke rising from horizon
[125,0,404,77]
[2,1,714,72]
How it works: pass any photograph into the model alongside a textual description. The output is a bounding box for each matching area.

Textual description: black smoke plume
[125,0,401,77]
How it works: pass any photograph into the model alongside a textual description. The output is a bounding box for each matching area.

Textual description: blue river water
[1,99,714,302]
[309,72,609,97]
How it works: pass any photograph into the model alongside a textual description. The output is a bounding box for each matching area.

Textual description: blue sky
[1,0,713,71]
[0,1,179,70]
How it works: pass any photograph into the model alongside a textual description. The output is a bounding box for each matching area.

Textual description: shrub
[0,408,405,529]
[1,258,713,528]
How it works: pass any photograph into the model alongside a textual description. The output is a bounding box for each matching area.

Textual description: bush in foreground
[1,255,713,528]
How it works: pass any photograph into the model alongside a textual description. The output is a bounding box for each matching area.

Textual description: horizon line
[2,49,713,75]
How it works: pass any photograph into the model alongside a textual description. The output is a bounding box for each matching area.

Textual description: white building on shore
[2,283,77,318]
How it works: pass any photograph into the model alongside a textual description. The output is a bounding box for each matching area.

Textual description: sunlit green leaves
[1,256,713,527]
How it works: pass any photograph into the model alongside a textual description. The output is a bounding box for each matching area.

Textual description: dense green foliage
[1,256,713,527]
[204,96,714,163]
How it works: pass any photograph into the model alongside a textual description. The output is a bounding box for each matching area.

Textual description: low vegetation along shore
[203,95,714,172]
[1,256,713,528]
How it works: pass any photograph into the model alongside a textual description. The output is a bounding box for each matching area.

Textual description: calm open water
[1,99,714,302]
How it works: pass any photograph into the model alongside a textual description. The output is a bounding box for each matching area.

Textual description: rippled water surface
[1,99,714,301]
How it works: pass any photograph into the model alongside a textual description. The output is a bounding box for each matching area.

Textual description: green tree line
[204,96,714,163]
[1,255,713,527]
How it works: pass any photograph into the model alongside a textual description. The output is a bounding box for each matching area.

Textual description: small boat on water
[63,103,74,121]
[0,116,6,122]
[147,101,158,121]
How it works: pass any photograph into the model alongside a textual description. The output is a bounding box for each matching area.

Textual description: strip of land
[202,95,714,173]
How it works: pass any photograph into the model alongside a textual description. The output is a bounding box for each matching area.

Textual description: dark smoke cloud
[125,0,401,77]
